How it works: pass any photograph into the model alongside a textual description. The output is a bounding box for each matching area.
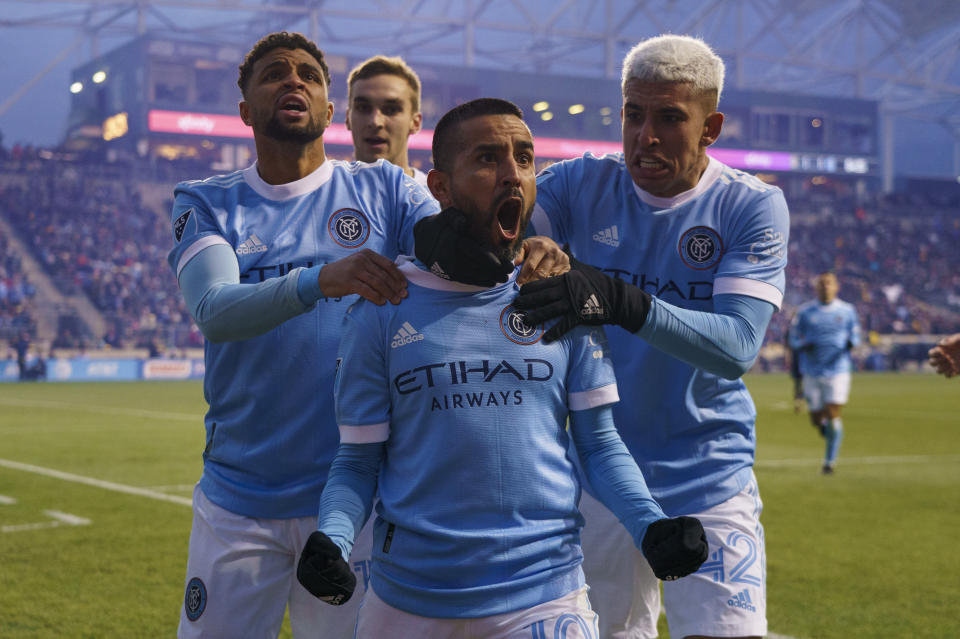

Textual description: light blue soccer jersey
[531,154,789,515]
[166,160,439,518]
[334,257,620,618]
[789,299,860,377]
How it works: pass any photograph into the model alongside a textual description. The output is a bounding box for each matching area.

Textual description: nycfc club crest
[328,208,371,248]
[499,303,542,345]
[173,208,194,243]
[184,577,207,621]
[678,226,724,270]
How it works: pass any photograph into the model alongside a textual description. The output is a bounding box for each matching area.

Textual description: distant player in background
[167,31,443,639]
[928,333,960,378]
[346,55,427,185]
[513,34,789,639]
[789,272,861,474]
[296,98,708,638]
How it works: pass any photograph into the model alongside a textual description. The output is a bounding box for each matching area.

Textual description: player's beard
[263,110,326,144]
[458,191,530,263]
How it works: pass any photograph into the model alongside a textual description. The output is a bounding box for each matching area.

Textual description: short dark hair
[237,32,331,97]
[348,56,421,113]
[431,98,524,172]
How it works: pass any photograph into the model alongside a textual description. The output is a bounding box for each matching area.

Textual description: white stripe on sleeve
[568,383,619,411]
[176,235,232,279]
[714,276,783,309]
[338,422,390,444]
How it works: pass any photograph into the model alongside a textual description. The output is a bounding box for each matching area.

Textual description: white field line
[758,453,960,468]
[766,400,957,420]
[0,458,191,507]
[146,484,196,492]
[2,509,92,533]
[0,397,199,422]
[0,494,17,504]
[768,634,802,639]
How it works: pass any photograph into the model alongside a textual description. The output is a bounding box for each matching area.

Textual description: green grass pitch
[1,375,958,638]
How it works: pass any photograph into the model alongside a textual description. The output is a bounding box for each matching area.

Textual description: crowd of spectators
[1,150,958,365]
[0,158,200,351]
[0,229,37,344]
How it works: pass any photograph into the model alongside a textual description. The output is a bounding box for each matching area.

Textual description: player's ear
[702,111,724,147]
[427,169,453,208]
[326,101,335,127]
[239,101,252,126]
[345,108,352,131]
[410,111,423,136]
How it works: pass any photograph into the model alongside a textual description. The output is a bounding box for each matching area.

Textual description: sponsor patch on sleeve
[173,208,194,243]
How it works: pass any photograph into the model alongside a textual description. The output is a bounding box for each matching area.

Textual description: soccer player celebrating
[346,55,428,185]
[169,33,568,639]
[296,98,708,637]
[509,34,790,639]
[789,272,861,474]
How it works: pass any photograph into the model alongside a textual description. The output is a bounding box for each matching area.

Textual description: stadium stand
[1,148,958,370]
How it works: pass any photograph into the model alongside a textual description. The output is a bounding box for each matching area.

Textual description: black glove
[641,516,709,581]
[296,531,357,605]
[413,207,515,286]
[514,254,651,342]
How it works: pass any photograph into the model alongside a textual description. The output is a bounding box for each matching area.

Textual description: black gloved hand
[514,254,651,342]
[641,516,709,581]
[413,207,515,286]
[296,531,357,606]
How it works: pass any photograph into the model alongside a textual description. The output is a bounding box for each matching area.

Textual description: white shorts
[579,475,767,639]
[802,372,851,410]
[177,484,374,639]
[356,585,598,639]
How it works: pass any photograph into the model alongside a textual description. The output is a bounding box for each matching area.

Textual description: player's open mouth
[365,137,388,148]
[278,95,308,115]
[495,197,523,241]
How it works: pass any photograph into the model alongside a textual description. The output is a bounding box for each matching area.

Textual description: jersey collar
[632,155,723,209]
[242,159,335,200]
[396,256,518,292]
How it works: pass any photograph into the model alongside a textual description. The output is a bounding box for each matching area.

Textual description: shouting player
[512,34,790,639]
[296,98,708,637]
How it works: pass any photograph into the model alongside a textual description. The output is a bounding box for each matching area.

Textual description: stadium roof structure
[2,0,960,181]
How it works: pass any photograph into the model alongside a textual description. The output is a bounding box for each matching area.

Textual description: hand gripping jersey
[334,257,620,618]
[166,160,439,519]
[789,298,860,377]
[531,153,789,515]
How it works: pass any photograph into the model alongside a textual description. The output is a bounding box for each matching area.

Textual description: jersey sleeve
[334,301,392,444]
[563,324,619,411]
[713,189,790,309]
[389,165,442,255]
[166,183,231,279]
[529,160,574,243]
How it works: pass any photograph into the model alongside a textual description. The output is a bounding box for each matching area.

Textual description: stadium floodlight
[533,101,549,112]
[599,107,612,116]
[602,116,613,125]
[568,104,585,115]
[92,71,107,84]
[811,118,822,128]
[69,81,83,94]
[541,111,553,121]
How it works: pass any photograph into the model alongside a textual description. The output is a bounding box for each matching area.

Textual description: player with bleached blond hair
[510,34,790,638]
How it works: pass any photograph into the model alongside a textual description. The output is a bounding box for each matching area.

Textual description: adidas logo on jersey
[592,225,620,247]
[580,294,604,318]
[727,589,757,612]
[236,234,268,255]
[391,321,424,349]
